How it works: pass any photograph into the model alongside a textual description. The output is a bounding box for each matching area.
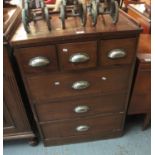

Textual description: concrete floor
[3,116,151,155]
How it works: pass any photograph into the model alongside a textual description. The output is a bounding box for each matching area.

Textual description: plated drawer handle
[76,125,90,132]
[108,49,126,59]
[28,56,50,67]
[69,53,90,63]
[74,105,89,113]
[72,81,90,90]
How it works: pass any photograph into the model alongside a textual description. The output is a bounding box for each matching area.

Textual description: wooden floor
[4,116,151,155]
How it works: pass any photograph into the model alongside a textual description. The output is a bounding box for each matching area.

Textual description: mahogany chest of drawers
[10,10,141,146]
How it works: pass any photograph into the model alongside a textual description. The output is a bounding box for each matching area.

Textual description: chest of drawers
[10,10,141,146]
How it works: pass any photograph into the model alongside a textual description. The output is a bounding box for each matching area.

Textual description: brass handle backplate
[74,105,89,113]
[108,49,126,59]
[28,56,50,67]
[76,125,90,132]
[72,81,90,90]
[69,53,90,63]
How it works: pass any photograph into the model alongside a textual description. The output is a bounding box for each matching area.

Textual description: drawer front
[44,130,122,146]
[99,38,137,66]
[41,114,123,139]
[27,67,131,102]
[35,93,126,122]
[14,45,58,75]
[58,41,97,71]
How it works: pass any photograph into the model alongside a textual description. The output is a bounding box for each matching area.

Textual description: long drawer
[26,67,131,103]
[35,93,126,122]
[40,114,124,139]
[44,130,122,146]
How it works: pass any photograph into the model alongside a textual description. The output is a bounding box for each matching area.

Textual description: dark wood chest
[10,10,141,146]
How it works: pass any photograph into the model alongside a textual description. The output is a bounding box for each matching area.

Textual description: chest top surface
[10,10,141,47]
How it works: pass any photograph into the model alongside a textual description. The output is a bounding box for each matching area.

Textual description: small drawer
[35,93,126,122]
[99,38,137,66]
[58,41,97,71]
[14,45,58,75]
[40,114,123,139]
[26,67,130,103]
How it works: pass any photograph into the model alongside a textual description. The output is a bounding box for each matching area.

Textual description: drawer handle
[76,125,90,132]
[74,105,89,113]
[72,81,90,90]
[28,56,50,67]
[69,53,90,63]
[108,49,126,59]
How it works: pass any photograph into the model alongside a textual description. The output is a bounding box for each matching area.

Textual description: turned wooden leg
[142,112,151,130]
[28,137,39,146]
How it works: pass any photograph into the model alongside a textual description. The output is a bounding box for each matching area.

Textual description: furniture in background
[124,0,150,5]
[127,2,150,33]
[123,0,150,9]
[10,10,141,146]
[128,34,151,129]
[3,1,38,145]
[125,0,151,129]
